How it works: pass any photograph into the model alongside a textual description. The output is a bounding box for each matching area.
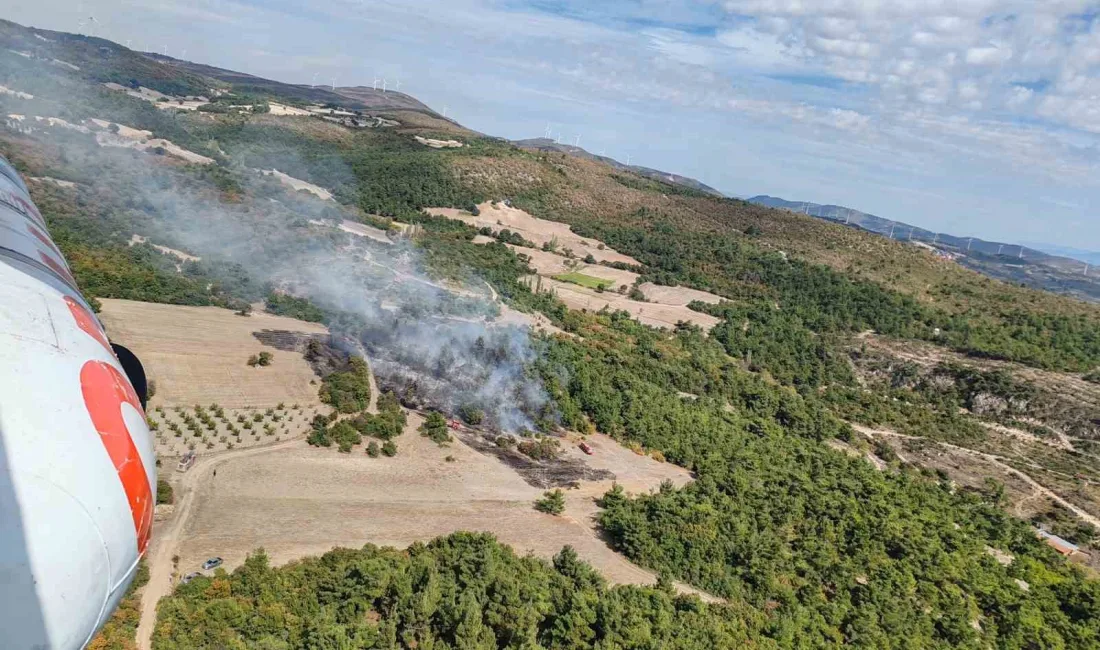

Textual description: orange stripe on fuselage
[64,296,113,355]
[80,361,153,553]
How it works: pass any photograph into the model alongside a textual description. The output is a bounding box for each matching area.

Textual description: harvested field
[415,135,463,148]
[334,219,392,244]
[129,235,201,263]
[506,246,639,288]
[97,299,330,409]
[528,276,722,331]
[261,168,332,200]
[427,202,640,266]
[86,119,215,164]
[268,102,313,116]
[170,419,711,600]
[496,303,568,337]
[638,282,725,307]
[308,218,393,244]
[27,175,75,188]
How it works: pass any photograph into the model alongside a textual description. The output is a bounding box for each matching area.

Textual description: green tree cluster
[152,534,753,649]
[419,411,453,446]
[320,356,373,414]
[535,489,565,515]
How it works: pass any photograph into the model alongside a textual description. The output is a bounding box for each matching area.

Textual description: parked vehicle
[579,442,594,455]
[202,557,223,570]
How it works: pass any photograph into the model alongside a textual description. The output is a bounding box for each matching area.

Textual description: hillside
[750,194,1100,303]
[4,18,1100,650]
[513,137,724,197]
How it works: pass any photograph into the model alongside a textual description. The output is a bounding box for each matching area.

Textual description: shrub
[535,489,565,515]
[366,441,380,457]
[156,479,174,505]
[457,404,484,426]
[517,436,559,461]
[419,412,452,445]
[381,440,397,457]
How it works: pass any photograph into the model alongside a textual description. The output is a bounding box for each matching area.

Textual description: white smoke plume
[14,122,552,431]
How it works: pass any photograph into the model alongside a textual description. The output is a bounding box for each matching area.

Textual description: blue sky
[8,0,1100,249]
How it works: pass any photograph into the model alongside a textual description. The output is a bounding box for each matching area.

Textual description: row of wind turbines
[541,123,631,166]
[309,73,402,94]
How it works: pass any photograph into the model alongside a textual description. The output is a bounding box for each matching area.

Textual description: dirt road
[138,426,719,647]
[852,424,1100,530]
[136,438,303,650]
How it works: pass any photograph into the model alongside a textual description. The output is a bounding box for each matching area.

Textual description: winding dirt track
[852,424,1100,530]
[136,439,303,650]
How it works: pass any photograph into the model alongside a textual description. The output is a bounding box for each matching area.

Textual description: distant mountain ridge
[1020,242,1100,267]
[513,138,724,197]
[749,195,1100,303]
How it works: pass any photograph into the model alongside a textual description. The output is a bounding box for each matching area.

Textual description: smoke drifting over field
[71,140,550,431]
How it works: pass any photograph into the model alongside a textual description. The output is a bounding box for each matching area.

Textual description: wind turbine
[908,227,914,241]
[544,123,552,139]
[933,233,940,245]
[382,79,388,93]
[626,154,632,166]
[372,76,380,90]
[394,78,401,92]
[126,39,132,49]
[331,77,337,91]
[181,49,187,61]
[888,223,896,240]
[573,134,581,148]
[967,237,974,252]
[997,243,1004,255]
[311,73,319,88]
[442,105,449,118]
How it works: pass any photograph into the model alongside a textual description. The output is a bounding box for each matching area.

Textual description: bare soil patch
[638,282,725,307]
[98,299,329,409]
[260,169,332,200]
[528,276,721,331]
[415,135,463,148]
[268,102,313,116]
[129,234,200,264]
[427,202,640,266]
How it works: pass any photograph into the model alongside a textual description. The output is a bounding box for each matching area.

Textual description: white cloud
[965,45,1012,66]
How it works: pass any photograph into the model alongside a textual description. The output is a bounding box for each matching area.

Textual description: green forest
[152,534,761,650]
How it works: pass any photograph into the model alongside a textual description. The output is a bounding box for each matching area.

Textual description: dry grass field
[171,416,707,597]
[98,299,330,409]
[527,276,722,331]
[466,220,726,331]
[427,202,640,266]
